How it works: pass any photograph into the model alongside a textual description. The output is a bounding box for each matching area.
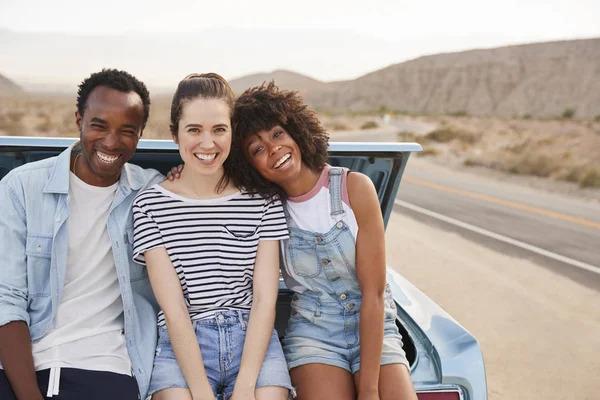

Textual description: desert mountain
[305,38,600,118]
[0,73,24,94]
[229,69,328,96]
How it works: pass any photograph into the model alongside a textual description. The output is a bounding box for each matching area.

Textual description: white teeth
[195,153,217,162]
[96,151,120,164]
[274,153,291,168]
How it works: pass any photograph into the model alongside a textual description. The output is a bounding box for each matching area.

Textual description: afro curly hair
[76,68,151,125]
[231,81,330,199]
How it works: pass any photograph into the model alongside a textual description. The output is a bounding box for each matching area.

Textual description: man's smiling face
[75,85,145,187]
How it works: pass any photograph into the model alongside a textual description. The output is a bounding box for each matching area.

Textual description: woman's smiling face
[174,97,232,178]
[243,125,303,187]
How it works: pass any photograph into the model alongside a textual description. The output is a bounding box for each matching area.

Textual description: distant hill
[305,38,600,118]
[0,73,24,94]
[229,69,328,96]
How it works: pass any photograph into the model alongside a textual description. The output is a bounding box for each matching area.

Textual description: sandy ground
[385,211,600,400]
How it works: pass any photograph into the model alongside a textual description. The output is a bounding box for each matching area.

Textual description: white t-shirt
[285,165,358,239]
[31,172,131,376]
[282,165,359,292]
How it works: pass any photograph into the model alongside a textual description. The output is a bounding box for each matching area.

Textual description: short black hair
[76,68,151,125]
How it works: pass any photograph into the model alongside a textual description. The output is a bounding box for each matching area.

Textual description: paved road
[335,130,600,289]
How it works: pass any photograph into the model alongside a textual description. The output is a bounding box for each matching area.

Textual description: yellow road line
[404,176,600,231]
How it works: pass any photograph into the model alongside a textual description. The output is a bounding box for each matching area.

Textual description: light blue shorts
[148,311,293,399]
[282,292,410,374]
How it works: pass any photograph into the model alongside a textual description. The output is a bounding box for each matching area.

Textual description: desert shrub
[417,148,440,157]
[579,168,600,189]
[329,122,350,131]
[523,114,532,120]
[7,111,25,123]
[360,121,379,130]
[396,131,419,142]
[447,110,468,117]
[507,154,559,177]
[463,158,479,167]
[595,115,600,122]
[35,117,56,133]
[504,139,531,154]
[562,108,576,119]
[562,165,586,183]
[425,128,477,144]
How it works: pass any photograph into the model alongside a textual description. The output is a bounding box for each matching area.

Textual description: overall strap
[328,167,346,217]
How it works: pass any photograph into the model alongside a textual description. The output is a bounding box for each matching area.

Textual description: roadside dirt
[385,211,600,400]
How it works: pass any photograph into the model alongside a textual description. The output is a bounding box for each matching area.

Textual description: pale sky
[0,0,598,86]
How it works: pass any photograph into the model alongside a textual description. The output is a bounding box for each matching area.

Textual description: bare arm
[348,172,387,397]
[0,182,43,400]
[232,239,280,397]
[144,247,215,400]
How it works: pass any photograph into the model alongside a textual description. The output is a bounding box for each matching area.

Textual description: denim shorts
[282,290,410,375]
[148,311,293,399]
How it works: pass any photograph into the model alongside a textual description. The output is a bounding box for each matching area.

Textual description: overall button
[217,314,225,321]
[322,259,330,265]
[340,293,347,301]
[336,221,344,229]
[316,237,323,243]
[386,286,392,293]
[346,303,354,310]
[55,217,60,222]
[36,246,42,253]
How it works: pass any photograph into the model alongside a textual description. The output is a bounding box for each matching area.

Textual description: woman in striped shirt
[132,74,292,400]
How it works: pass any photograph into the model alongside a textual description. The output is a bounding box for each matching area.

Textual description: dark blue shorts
[0,368,139,400]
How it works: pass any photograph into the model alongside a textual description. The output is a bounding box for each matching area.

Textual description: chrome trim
[0,136,423,153]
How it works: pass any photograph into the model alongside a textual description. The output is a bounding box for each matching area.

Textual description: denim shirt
[0,144,164,399]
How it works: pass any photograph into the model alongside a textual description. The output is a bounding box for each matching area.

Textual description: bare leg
[255,386,289,400]
[152,388,193,400]
[291,363,356,400]
[354,364,417,400]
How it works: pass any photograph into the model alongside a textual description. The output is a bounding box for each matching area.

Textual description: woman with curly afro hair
[231,82,417,400]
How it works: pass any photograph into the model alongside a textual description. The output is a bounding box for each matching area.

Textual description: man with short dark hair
[0,69,163,399]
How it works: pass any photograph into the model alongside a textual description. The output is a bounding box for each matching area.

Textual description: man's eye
[189,128,200,133]
[91,124,105,130]
[122,130,136,136]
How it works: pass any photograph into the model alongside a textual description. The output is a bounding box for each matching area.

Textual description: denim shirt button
[315,237,322,243]
[36,246,42,253]
[340,293,347,300]
[322,259,330,265]
[336,221,344,229]
[217,314,225,321]
[55,217,60,222]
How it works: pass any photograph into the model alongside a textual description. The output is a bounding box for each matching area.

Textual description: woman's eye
[215,127,227,133]
[274,131,283,138]
[189,128,199,133]
[252,146,264,156]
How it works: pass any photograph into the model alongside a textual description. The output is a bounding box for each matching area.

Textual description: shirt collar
[43,142,144,194]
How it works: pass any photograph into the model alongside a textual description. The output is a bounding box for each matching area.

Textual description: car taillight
[417,390,461,400]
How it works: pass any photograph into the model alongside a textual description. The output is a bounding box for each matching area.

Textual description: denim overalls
[281,167,409,374]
